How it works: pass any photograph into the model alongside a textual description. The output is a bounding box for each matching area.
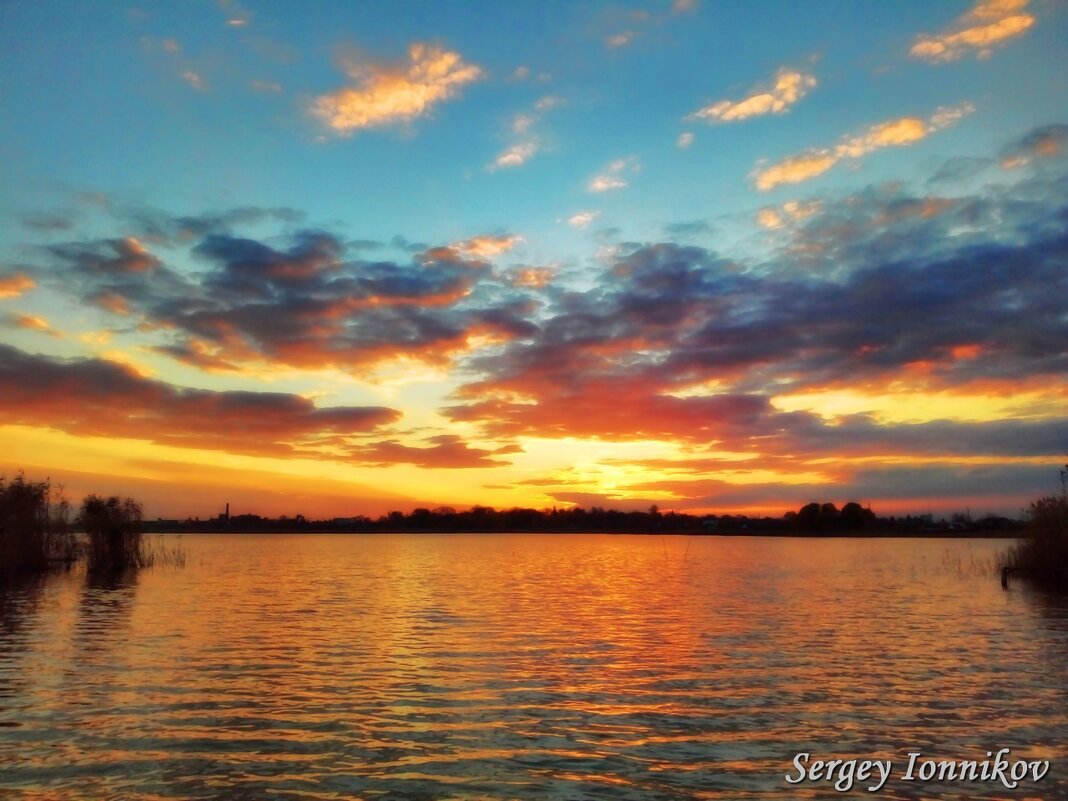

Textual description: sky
[1,0,1067,520]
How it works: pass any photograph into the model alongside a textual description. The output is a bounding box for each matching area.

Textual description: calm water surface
[1,534,1066,800]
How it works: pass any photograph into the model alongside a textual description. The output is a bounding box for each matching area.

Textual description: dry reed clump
[79,495,147,574]
[1002,495,1068,589]
[0,474,74,584]
[78,497,188,573]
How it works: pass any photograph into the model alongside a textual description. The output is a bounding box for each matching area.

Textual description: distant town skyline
[1,0,1066,518]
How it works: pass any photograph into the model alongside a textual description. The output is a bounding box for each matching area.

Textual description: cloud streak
[754,103,974,190]
[688,68,816,124]
[489,96,560,171]
[4,313,59,337]
[588,156,638,193]
[0,344,399,458]
[911,0,1035,62]
[347,435,517,469]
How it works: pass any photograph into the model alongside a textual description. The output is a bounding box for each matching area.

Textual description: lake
[1,534,1066,799]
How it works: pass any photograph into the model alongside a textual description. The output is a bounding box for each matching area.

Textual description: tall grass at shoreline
[1000,494,1068,589]
[141,535,187,568]
[0,474,74,584]
[1,474,184,583]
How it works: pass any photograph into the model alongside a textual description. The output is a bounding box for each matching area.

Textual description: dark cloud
[449,383,785,441]
[40,229,541,373]
[776,416,1068,459]
[448,167,1068,447]
[37,236,189,317]
[663,219,715,239]
[664,228,1068,393]
[120,206,306,246]
[46,236,161,275]
[346,435,516,469]
[0,344,398,458]
[21,212,75,232]
[926,156,994,185]
[1001,124,1068,164]
[347,238,384,251]
[391,234,429,253]
[151,342,241,372]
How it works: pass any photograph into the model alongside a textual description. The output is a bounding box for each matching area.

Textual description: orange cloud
[757,200,821,229]
[89,292,131,315]
[0,273,35,299]
[911,0,1034,62]
[452,234,523,258]
[509,267,554,288]
[688,68,816,123]
[754,103,974,190]
[6,313,58,336]
[754,153,838,191]
[312,43,482,134]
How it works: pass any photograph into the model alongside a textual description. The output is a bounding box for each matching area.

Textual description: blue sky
[4,0,1064,255]
[1,1,1066,518]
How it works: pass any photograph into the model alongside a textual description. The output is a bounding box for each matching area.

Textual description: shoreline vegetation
[1,473,184,586]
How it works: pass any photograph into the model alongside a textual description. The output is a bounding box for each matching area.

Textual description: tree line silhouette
[156,500,1019,536]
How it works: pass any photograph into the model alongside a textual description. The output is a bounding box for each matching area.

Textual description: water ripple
[1,534,1066,799]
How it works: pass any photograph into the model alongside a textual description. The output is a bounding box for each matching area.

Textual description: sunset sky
[1,0,1066,519]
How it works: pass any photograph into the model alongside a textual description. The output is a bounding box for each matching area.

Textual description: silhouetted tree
[820,502,840,526]
[840,501,875,530]
[797,502,822,530]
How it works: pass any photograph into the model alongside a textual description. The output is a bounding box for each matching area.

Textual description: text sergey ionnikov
[787,748,1050,792]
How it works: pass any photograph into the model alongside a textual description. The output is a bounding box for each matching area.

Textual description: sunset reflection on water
[1,534,1066,799]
